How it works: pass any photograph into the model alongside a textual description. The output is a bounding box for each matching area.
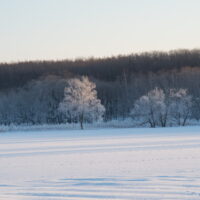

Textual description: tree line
[1,49,200,126]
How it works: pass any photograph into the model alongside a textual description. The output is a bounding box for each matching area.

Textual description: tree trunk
[79,113,84,130]
[182,112,189,126]
[80,120,83,130]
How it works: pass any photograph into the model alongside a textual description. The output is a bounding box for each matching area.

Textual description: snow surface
[0,127,200,199]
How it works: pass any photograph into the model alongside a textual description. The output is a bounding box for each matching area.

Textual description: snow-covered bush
[59,76,105,129]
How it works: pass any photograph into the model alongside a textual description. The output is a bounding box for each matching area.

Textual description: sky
[0,0,200,63]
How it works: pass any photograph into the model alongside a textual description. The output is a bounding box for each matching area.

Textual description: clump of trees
[130,88,192,127]
[0,75,67,125]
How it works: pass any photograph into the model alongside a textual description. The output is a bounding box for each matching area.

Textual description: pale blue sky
[0,0,200,62]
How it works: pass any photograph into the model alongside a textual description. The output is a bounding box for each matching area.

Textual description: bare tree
[131,88,167,127]
[169,89,192,126]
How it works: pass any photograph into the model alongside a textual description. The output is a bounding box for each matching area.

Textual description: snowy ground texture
[0,127,200,200]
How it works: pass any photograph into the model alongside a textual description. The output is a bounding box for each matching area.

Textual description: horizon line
[1,48,199,65]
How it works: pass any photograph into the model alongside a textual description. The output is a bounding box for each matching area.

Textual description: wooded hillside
[1,49,200,125]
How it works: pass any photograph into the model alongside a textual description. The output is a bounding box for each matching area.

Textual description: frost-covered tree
[169,89,192,126]
[59,76,105,129]
[130,88,167,127]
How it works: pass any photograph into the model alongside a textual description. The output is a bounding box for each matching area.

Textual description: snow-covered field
[0,127,200,200]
